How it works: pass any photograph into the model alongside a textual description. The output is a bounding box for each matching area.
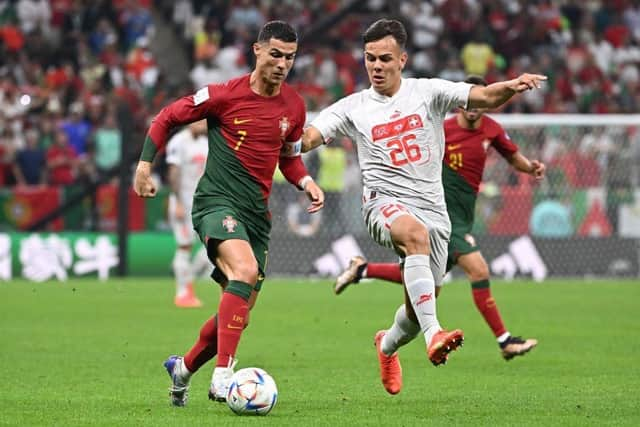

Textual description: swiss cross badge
[279,116,290,138]
[222,215,238,233]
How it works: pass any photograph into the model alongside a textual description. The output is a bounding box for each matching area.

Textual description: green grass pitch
[1,277,639,426]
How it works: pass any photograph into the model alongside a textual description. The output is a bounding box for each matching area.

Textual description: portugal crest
[222,215,238,233]
[279,116,290,138]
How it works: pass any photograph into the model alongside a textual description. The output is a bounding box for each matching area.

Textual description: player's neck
[374,79,402,98]
[250,71,281,97]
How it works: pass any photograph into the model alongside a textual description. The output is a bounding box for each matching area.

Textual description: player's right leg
[390,215,464,366]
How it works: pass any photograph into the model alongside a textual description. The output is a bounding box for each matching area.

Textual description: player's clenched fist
[133,161,157,197]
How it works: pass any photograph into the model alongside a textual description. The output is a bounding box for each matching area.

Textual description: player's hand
[530,160,546,180]
[133,161,157,197]
[304,180,325,213]
[511,74,547,93]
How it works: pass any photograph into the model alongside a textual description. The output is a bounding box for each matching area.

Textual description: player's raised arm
[467,73,547,110]
[134,87,214,197]
[508,152,546,180]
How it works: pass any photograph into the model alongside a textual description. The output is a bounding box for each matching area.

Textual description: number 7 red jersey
[142,74,309,220]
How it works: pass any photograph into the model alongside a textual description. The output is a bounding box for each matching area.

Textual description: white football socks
[176,357,192,382]
[403,254,441,346]
[173,248,194,297]
[381,304,420,355]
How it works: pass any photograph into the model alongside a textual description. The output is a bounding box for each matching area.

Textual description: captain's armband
[280,139,302,157]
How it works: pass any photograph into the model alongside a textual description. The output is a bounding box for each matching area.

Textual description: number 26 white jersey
[311,78,471,227]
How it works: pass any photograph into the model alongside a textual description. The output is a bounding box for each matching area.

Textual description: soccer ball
[226,367,278,416]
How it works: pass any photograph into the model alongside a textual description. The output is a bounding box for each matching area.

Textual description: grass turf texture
[1,278,639,426]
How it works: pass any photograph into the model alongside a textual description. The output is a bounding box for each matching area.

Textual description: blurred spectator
[193,16,221,63]
[46,129,76,186]
[12,127,45,186]
[225,0,265,36]
[16,0,51,36]
[125,36,158,89]
[0,128,16,186]
[460,32,495,76]
[92,113,122,181]
[61,102,91,156]
[120,1,153,51]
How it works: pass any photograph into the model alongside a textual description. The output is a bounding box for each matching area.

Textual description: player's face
[461,107,486,123]
[364,36,407,96]
[254,38,297,86]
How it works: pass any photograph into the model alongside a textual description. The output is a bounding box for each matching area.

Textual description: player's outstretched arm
[468,73,547,110]
[508,152,546,181]
[301,126,326,153]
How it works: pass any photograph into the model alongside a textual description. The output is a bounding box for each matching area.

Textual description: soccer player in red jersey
[133,21,324,406]
[334,75,545,361]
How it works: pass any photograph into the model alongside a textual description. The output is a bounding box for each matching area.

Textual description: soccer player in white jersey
[166,119,211,308]
[302,19,546,395]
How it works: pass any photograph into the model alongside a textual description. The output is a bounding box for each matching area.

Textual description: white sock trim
[497,332,511,344]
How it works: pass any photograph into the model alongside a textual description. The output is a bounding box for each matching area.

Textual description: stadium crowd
[0,0,638,237]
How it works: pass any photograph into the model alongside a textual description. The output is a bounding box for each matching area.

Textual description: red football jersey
[145,74,308,200]
[443,114,518,193]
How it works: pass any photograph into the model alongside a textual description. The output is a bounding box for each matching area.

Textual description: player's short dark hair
[363,19,407,49]
[257,20,297,43]
[465,75,487,86]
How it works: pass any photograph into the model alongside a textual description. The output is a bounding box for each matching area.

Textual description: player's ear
[399,51,408,70]
[253,42,261,56]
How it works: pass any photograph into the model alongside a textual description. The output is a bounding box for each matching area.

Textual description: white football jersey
[311,78,471,227]
[166,128,209,211]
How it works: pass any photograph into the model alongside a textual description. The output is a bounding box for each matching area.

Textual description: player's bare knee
[394,226,429,255]
[467,264,489,282]
[233,260,259,285]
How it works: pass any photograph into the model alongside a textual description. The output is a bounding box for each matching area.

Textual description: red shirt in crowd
[46,145,76,185]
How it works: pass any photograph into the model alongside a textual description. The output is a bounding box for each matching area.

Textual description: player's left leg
[457,251,537,360]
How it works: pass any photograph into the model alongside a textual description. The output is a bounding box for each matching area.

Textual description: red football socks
[471,280,507,337]
[367,263,403,283]
[184,315,218,373]
[216,286,251,368]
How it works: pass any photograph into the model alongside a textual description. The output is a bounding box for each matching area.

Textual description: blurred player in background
[134,21,324,406]
[166,119,211,308]
[334,75,545,361]
[302,19,546,395]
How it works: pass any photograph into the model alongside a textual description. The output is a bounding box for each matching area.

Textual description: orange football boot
[374,330,402,394]
[427,329,464,366]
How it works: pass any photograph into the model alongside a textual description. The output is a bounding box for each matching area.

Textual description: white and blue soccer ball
[226,367,278,416]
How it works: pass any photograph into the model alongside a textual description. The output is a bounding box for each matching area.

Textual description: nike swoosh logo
[233,118,251,125]
[227,324,243,330]
[447,144,461,151]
